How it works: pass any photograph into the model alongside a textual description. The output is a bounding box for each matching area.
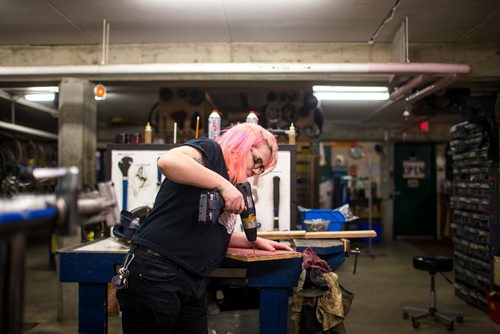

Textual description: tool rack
[449,119,500,311]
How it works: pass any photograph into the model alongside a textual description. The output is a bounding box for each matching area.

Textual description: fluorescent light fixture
[26,86,59,93]
[313,85,389,101]
[24,93,56,102]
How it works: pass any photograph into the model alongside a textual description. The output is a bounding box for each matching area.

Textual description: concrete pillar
[56,78,96,323]
[58,78,96,187]
[380,141,394,242]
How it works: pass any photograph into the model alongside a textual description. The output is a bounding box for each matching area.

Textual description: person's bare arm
[229,232,293,251]
[157,145,243,213]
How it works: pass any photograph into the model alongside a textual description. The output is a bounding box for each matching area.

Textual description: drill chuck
[237,181,258,242]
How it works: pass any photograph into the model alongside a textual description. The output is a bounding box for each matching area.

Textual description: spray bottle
[208,110,221,140]
[246,111,259,124]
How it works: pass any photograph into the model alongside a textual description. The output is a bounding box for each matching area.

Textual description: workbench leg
[259,288,290,334]
[79,283,108,334]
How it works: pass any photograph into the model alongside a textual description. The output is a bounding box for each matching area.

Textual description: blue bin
[300,209,346,231]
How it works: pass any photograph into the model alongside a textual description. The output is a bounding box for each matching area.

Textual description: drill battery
[198,189,224,224]
[198,182,257,242]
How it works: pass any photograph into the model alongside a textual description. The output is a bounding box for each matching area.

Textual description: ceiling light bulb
[403,109,410,120]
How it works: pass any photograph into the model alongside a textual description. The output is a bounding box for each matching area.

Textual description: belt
[135,244,163,258]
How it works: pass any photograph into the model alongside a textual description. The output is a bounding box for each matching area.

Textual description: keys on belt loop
[112,252,135,290]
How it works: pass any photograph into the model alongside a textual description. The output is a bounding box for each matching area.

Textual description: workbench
[59,238,306,334]
[59,229,377,333]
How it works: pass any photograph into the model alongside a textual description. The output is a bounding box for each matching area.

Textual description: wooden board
[293,239,344,248]
[258,230,377,240]
[225,247,302,262]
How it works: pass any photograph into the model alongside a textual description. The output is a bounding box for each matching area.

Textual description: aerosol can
[208,110,221,140]
[246,111,259,124]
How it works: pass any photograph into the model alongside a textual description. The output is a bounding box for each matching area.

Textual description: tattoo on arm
[193,156,206,166]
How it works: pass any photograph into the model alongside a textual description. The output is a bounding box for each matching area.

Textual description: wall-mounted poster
[402,160,426,179]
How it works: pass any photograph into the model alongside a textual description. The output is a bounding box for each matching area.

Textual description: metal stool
[402,255,464,331]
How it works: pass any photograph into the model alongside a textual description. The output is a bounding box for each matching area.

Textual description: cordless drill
[198,181,258,244]
[237,181,258,243]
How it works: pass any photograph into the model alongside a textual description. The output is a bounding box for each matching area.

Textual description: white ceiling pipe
[0,62,470,123]
[0,62,471,76]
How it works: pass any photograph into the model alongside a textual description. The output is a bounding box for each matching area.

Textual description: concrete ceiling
[0,0,499,141]
[1,0,499,45]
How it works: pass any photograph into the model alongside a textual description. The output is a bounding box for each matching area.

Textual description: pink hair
[217,123,278,183]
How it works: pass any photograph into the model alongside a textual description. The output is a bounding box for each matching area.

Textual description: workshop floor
[22,233,499,334]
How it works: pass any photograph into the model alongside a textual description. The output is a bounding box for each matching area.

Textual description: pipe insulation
[0,62,472,76]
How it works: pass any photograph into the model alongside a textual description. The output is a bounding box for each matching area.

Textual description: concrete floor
[21,236,500,334]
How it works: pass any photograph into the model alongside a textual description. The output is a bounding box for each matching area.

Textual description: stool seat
[403,255,463,330]
[413,255,453,273]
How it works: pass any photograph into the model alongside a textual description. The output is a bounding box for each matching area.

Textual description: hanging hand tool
[118,156,133,210]
[156,156,162,189]
[343,238,361,274]
[273,175,280,231]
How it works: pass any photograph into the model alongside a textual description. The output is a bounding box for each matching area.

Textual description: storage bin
[301,209,346,231]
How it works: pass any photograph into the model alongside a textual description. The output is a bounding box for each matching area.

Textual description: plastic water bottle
[246,111,259,124]
[208,110,221,140]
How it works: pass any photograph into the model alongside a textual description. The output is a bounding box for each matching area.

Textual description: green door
[394,143,436,238]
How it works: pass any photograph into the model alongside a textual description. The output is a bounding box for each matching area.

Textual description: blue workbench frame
[59,237,347,334]
[59,245,304,334]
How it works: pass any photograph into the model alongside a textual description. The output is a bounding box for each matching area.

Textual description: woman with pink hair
[117,122,291,334]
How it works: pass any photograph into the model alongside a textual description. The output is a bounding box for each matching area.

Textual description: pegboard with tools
[106,144,296,230]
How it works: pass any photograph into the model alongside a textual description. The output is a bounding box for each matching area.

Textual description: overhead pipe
[366,63,470,75]
[389,74,431,101]
[361,73,453,123]
[0,62,471,124]
[405,73,461,104]
[0,62,472,77]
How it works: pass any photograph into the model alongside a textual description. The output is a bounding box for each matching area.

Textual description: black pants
[116,246,209,334]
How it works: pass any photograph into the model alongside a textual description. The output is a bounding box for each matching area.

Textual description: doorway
[394,142,437,239]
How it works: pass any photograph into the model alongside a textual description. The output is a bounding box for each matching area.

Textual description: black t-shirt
[132,138,235,277]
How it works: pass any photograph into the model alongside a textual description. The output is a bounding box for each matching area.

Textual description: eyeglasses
[251,149,265,175]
